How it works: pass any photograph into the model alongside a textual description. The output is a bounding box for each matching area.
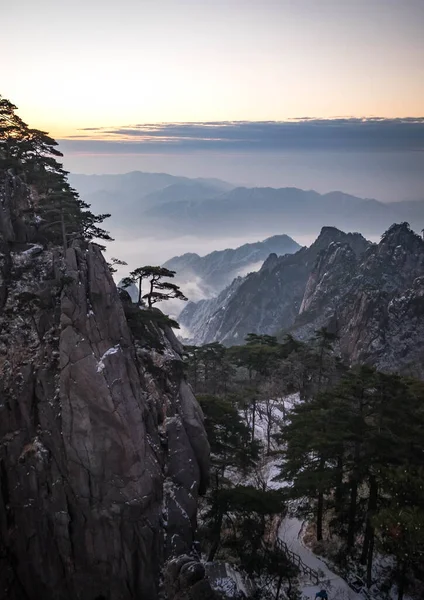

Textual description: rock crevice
[0,170,211,600]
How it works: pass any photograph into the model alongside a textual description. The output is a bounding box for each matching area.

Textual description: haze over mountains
[70,170,424,241]
[163,234,301,299]
[68,171,424,282]
[179,226,370,345]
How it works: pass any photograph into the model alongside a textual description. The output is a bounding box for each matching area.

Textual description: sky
[2,0,423,294]
[3,0,424,134]
[3,0,423,200]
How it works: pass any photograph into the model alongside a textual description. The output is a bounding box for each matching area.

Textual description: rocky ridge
[0,169,212,600]
[179,227,369,346]
[163,234,301,296]
[293,222,424,374]
[180,221,424,375]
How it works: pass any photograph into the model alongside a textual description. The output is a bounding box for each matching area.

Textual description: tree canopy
[0,94,112,250]
[122,265,188,307]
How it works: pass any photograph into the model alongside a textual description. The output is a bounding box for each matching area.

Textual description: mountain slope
[0,169,211,599]
[180,222,424,376]
[163,234,301,295]
[292,222,424,374]
[179,227,370,345]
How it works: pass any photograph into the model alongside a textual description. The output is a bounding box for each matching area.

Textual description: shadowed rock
[0,169,211,599]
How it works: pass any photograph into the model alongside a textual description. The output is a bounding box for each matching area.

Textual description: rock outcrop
[293,222,424,375]
[0,169,211,600]
[180,227,369,346]
[180,222,424,375]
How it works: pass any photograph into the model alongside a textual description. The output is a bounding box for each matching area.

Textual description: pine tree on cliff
[122,266,187,307]
[0,94,112,251]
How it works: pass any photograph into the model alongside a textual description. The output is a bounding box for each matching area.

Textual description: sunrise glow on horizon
[3,0,424,139]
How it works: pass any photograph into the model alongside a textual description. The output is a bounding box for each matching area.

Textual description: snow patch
[96,345,121,372]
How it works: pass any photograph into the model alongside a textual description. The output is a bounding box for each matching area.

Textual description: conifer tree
[0,94,112,250]
[122,266,187,307]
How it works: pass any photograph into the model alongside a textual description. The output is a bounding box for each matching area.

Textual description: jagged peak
[380,222,423,247]
[260,252,280,272]
[318,225,345,236]
[312,226,369,255]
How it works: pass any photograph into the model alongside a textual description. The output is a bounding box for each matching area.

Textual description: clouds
[59,118,424,155]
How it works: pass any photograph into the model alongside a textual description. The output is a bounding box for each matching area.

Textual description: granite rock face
[180,222,424,375]
[293,222,424,375]
[0,169,211,600]
[180,227,369,346]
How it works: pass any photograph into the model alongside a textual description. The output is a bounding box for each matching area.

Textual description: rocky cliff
[293,222,424,375]
[181,220,424,376]
[180,227,369,346]
[0,169,211,600]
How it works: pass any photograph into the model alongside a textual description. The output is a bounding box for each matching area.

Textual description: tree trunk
[208,471,223,562]
[347,478,358,549]
[317,489,324,541]
[275,572,284,600]
[207,509,223,562]
[147,278,155,307]
[334,454,343,515]
[251,397,256,443]
[397,560,407,600]
[266,416,271,455]
[366,529,375,589]
[361,474,378,584]
[137,276,143,305]
[316,455,325,541]
[286,574,293,599]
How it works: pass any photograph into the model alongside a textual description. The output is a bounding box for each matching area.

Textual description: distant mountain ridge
[69,171,424,240]
[69,171,233,197]
[163,234,301,296]
[145,186,419,237]
[68,171,233,229]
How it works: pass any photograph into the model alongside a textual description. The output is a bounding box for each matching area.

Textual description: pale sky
[2,0,424,137]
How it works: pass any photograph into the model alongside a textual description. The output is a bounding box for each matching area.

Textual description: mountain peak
[380,221,423,248]
[318,225,344,236]
[311,226,370,259]
[260,253,280,272]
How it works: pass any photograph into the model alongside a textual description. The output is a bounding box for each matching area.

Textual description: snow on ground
[231,393,407,600]
[278,518,363,600]
[257,393,367,600]
[206,562,256,598]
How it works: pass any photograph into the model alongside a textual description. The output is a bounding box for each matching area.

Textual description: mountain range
[68,171,233,230]
[179,223,424,376]
[69,171,424,240]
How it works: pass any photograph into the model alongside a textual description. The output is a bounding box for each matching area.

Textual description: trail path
[278,517,363,600]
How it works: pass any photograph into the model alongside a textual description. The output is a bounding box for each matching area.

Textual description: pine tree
[198,393,260,560]
[374,467,424,600]
[122,266,187,308]
[1,94,112,250]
